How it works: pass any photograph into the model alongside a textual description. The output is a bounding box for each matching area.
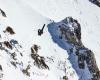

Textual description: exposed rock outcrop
[0,8,6,17]
[31,44,49,69]
[4,26,15,35]
[48,17,100,80]
[89,0,100,7]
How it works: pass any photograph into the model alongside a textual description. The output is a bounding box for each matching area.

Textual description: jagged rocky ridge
[89,0,100,7]
[48,17,100,80]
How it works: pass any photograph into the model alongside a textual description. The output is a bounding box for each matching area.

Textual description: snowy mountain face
[0,0,100,80]
[48,17,100,80]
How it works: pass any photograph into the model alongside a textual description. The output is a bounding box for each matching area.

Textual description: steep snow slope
[0,0,79,80]
[22,0,100,69]
[0,0,49,44]
[0,0,100,80]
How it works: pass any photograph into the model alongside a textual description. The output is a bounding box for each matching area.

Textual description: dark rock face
[89,0,100,7]
[48,17,100,80]
[4,41,12,49]
[0,8,7,17]
[0,64,3,79]
[0,65,2,71]
[31,45,49,69]
[22,65,30,77]
[59,17,81,44]
[4,26,15,35]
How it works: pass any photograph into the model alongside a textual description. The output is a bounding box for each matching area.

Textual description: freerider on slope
[38,24,45,36]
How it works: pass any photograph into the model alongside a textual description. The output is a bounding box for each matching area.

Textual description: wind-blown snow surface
[0,0,100,80]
